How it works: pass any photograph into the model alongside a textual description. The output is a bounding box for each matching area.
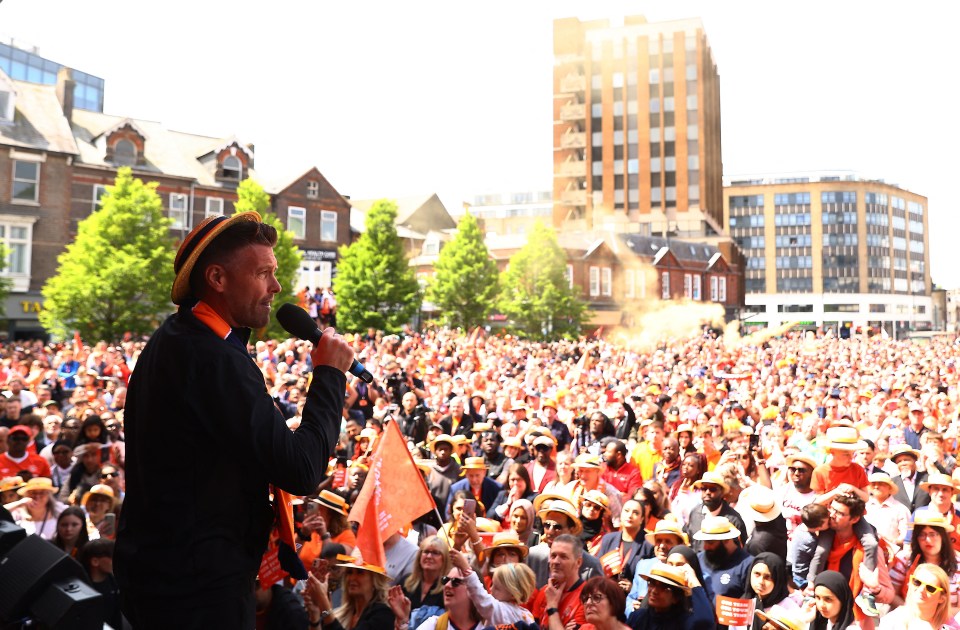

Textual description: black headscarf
[742,553,790,630]
[810,571,856,630]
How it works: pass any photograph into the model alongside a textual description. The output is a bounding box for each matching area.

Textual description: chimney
[55,67,75,121]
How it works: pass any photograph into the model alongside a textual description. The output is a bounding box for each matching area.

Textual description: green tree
[333,199,420,332]
[427,212,498,329]
[233,178,303,341]
[498,220,585,339]
[40,167,175,341]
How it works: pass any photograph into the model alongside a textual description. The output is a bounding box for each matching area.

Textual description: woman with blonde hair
[5,477,64,539]
[303,560,394,630]
[398,536,451,630]
[878,563,952,630]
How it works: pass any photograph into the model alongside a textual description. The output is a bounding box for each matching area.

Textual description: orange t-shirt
[811,462,868,494]
[528,580,593,630]
[298,528,357,568]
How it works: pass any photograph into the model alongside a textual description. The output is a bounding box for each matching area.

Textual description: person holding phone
[81,483,117,540]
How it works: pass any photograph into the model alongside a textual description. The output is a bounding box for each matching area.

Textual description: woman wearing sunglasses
[388,567,482,630]
[449,548,535,625]
[887,512,960,610]
[878,563,952,630]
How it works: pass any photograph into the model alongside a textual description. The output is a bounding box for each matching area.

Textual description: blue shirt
[698,546,753,599]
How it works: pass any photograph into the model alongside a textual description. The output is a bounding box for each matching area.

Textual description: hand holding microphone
[276,303,374,382]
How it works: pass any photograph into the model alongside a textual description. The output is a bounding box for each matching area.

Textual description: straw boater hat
[675,423,694,436]
[532,435,556,449]
[737,485,782,523]
[637,562,692,594]
[533,492,573,513]
[459,457,488,474]
[644,518,689,546]
[890,444,921,462]
[171,212,263,304]
[755,606,806,630]
[471,422,493,434]
[311,490,349,516]
[691,515,741,541]
[502,436,523,450]
[537,499,583,535]
[337,559,388,576]
[919,472,958,495]
[572,453,601,469]
[81,483,115,508]
[0,476,25,493]
[16,477,57,496]
[356,428,378,442]
[785,453,818,470]
[691,471,729,493]
[825,426,864,451]
[912,511,955,533]
[867,472,898,493]
[488,531,528,559]
[541,398,558,410]
[581,489,610,512]
[430,434,455,452]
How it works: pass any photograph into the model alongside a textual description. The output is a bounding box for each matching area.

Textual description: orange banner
[348,418,436,565]
[715,595,756,626]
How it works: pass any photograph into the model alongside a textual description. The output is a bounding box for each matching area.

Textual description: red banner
[348,418,436,566]
[715,595,756,626]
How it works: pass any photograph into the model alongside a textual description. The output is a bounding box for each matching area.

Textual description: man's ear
[203,263,228,295]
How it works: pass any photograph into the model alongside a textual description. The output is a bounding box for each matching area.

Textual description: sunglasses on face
[441,576,464,587]
[543,522,565,531]
[911,575,944,595]
[101,471,119,479]
[788,467,810,474]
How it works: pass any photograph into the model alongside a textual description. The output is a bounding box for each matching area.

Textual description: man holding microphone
[116,212,354,628]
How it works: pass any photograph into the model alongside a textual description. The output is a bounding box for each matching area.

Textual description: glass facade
[0,41,104,111]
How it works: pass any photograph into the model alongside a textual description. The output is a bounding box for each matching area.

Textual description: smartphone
[462,499,476,517]
[102,513,116,535]
[749,432,760,450]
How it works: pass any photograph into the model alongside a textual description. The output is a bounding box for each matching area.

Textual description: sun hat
[572,453,601,469]
[472,422,493,433]
[16,477,57,496]
[430,434,455,452]
[761,406,780,421]
[581,489,610,511]
[0,476,25,493]
[889,444,921,462]
[311,490,350,516]
[637,562,691,594]
[171,211,264,304]
[337,559,388,576]
[460,456,488,472]
[644,518,689,546]
[355,428,378,442]
[81,483,115,507]
[691,515,741,541]
[867,472,898,493]
[532,435,556,449]
[785,453,817,470]
[912,511,955,533]
[737,485,782,523]
[537,499,583,534]
[541,398,558,410]
[919,472,958,495]
[675,423,694,436]
[825,426,864,451]
[414,460,434,477]
[450,435,470,447]
[488,531,528,559]
[691,471,729,493]
[502,436,523,449]
[533,492,573,512]
[755,606,807,630]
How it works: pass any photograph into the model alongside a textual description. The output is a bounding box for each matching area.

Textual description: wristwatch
[546,607,559,617]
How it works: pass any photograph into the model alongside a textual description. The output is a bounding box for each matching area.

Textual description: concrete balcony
[560,190,587,206]
[559,132,586,149]
[560,102,586,121]
[554,160,587,178]
[559,74,586,93]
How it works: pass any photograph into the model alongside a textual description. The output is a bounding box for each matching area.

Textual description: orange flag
[348,418,436,566]
[73,331,83,358]
[567,348,591,385]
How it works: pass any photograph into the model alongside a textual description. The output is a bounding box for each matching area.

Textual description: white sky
[3,0,959,286]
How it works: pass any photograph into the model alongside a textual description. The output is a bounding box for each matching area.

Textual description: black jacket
[893,472,931,513]
[685,501,748,553]
[115,303,344,602]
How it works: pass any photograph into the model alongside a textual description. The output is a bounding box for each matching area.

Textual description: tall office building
[725,172,932,333]
[553,16,723,238]
[0,37,104,111]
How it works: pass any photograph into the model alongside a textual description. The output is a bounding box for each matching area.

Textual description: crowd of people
[3,322,960,630]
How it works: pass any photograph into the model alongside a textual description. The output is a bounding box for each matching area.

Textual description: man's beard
[704,544,730,567]
[702,496,722,511]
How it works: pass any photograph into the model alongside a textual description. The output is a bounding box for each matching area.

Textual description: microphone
[276,303,374,383]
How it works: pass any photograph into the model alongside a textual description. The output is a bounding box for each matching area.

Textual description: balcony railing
[560,102,586,121]
[554,160,587,177]
[559,74,586,93]
[560,190,587,205]
[559,132,586,149]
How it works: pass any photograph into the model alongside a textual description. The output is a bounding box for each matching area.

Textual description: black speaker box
[0,520,26,556]
[0,534,88,619]
[30,577,105,630]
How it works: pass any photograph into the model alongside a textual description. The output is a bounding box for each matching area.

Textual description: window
[114,139,136,166]
[288,206,306,239]
[710,276,718,301]
[320,210,337,242]
[683,273,692,298]
[169,193,189,230]
[625,269,636,299]
[307,181,319,199]
[205,197,224,218]
[692,275,701,300]
[12,160,39,203]
[566,264,574,290]
[589,266,600,297]
[423,237,440,256]
[221,156,242,180]
[92,185,107,212]
[661,272,670,299]
[601,267,612,296]
[0,219,34,290]
[718,277,727,302]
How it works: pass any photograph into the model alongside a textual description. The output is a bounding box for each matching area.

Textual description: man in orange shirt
[528,534,588,629]
[0,425,51,478]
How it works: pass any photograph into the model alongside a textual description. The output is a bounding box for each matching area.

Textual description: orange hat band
[174,215,228,272]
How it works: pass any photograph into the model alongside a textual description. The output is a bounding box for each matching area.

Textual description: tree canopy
[426,212,498,330]
[233,178,303,340]
[40,167,176,341]
[333,199,420,332]
[498,220,585,339]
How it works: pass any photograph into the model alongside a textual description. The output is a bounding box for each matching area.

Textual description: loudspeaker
[0,520,26,556]
[0,534,89,619]
[30,577,105,630]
